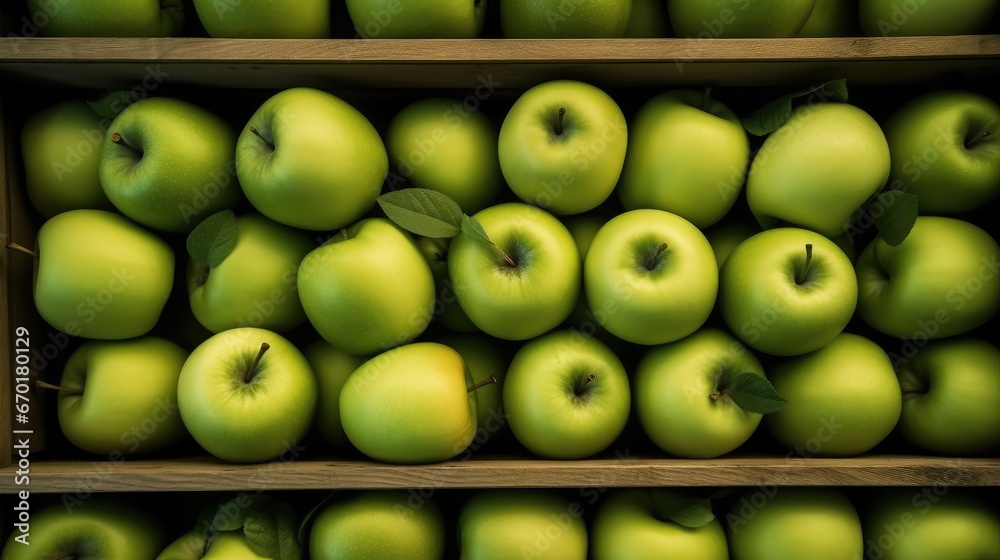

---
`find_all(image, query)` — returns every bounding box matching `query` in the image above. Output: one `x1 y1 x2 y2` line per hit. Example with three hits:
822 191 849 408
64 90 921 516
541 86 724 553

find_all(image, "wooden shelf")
0 36 997 89
2 456 997 493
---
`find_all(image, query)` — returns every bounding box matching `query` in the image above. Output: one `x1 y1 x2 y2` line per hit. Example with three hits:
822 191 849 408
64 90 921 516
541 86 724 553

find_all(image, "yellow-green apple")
177 327 317 463
417 236 478 332
24 0 184 36
100 97 242 233
592 489 728 560
387 97 501 213
2 497 164 560
896 339 1000 455
856 216 999 339
504 330 630 459
298 218 436 355
859 0 999 36
619 89 749 229
157 531 268 559
51 336 188 456
634 328 771 458
188 213 313 333
766 333 902 457
236 87 388 231
584 209 717 345
719 227 857 356
21 100 112 218
33 209 175 340
862 490 1000 560
192 0 332 37
498 80 627 215
726 488 862 560
435 333 509 448
624 0 669 36
347 0 486 37
305 340 366 449
339 342 477 463
883 90 1000 213
797 0 855 36
746 102 890 238
669 0 817 37
458 490 588 559
448 203 581 340
310 491 445 559
501 0 630 37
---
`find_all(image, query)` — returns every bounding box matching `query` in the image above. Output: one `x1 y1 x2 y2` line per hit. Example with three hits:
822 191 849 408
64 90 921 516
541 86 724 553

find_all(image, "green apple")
584 209 718 345
669 0 817 37
863 490 1000 560
177 327 317 463
24 0 184 36
192 0 332 37
501 0 630 37
896 339 1000 455
619 89 750 229
51 336 188 456
298 218 436 355
766 333 902 457
188 213 313 333
340 342 477 463
21 100 113 218
347 0 486 37
883 90 1000 213
592 489 728 560
458 490 588 559
236 87 387 231
305 339 366 449
100 97 242 233
387 97 501 213
498 80 627 215
2 498 163 559
856 216 999 339
719 227 857 356
624 0 669 36
33 209 175 340
435 333 509 447
726 488 862 559
634 328 768 459
310 491 446 559
797 0 856 36
417 236 478 332
448 202 581 340
746 102 891 239
157 530 268 560
860 0 999 36
504 329 630 459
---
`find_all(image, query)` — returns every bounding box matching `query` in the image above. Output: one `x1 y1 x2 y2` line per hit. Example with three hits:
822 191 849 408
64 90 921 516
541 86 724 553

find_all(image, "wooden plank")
0 456 996 493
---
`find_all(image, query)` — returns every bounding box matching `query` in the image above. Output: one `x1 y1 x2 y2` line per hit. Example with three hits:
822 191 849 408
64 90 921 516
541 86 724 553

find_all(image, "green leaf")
297 491 338 547
741 79 849 136
650 491 716 529
209 494 272 532
460 214 494 246
873 191 919 247
727 372 788 414
87 90 135 120
186 209 238 268
245 502 303 560
377 188 464 238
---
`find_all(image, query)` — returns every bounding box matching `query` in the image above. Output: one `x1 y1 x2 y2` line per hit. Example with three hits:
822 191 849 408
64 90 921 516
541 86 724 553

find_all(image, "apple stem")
6 242 38 258
576 373 597 394
467 375 498 393
110 132 124 144
245 342 270 384
555 107 566 135
796 244 814 284
644 243 669 270
967 128 993 148
35 380 80 394
710 390 723 401
341 228 350 241
249 126 275 150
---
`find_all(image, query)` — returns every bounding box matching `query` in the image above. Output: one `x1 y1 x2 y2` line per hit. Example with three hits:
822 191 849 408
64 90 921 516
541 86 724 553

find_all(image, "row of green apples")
16 0 999 38
17 79 998 464
4 486 999 559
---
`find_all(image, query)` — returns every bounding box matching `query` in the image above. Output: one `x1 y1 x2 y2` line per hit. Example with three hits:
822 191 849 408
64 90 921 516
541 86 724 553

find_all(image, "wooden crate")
1 33 999 493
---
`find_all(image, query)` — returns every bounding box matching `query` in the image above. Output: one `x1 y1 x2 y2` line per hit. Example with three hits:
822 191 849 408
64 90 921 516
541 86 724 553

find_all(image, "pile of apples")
15 0 999 38
5 485 999 558
18 73 1000 468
